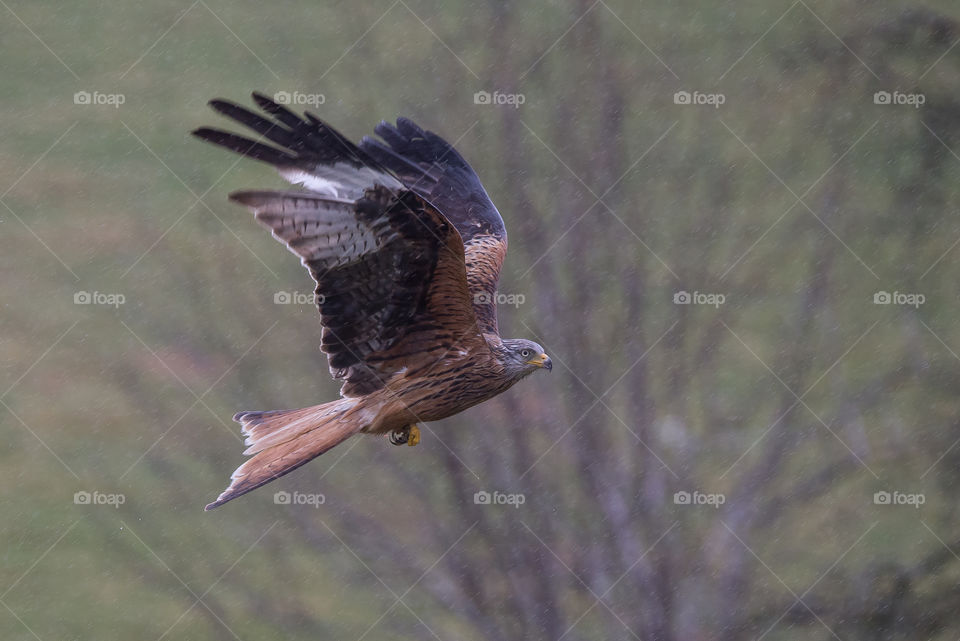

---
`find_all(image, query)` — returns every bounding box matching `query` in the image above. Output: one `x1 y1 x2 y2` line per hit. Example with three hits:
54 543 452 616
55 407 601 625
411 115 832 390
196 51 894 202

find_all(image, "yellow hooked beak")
526 352 553 371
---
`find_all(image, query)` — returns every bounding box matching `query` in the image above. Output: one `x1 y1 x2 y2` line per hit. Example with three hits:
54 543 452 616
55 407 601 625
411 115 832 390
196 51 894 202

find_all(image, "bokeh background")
4 1 960 639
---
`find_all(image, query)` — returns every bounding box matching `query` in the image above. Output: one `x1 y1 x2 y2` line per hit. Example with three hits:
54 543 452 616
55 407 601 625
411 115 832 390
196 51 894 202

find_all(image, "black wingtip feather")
208 98 236 111
208 99 301 150
396 117 425 138
192 127 297 166
251 90 273 105
250 92 304 129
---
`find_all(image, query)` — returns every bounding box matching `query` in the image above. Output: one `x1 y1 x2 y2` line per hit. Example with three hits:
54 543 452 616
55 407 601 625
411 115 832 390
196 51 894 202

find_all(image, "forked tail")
205 398 366 510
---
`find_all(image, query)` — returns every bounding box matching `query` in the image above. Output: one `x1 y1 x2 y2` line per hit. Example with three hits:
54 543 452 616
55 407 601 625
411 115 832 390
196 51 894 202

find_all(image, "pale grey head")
497 338 553 379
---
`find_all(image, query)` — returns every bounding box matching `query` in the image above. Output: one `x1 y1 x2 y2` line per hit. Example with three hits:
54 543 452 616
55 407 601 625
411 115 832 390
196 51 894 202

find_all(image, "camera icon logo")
74 91 92 105
474 91 492 105
874 91 892 105
274 291 292 304
673 491 691 505
274 491 292 505
74 490 91 504
873 291 891 305
873 491 891 505
74 291 92 304
674 91 691 105
474 292 491 305
473 490 491 505
274 91 292 104
673 291 691 305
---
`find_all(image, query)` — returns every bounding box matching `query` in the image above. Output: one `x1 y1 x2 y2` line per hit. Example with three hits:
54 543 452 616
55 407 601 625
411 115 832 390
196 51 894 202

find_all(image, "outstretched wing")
194 93 400 200
360 119 508 335
193 95 484 397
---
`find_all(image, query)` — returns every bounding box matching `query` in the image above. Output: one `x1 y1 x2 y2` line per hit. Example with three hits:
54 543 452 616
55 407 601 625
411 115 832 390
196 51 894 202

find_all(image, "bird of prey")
194 93 552 510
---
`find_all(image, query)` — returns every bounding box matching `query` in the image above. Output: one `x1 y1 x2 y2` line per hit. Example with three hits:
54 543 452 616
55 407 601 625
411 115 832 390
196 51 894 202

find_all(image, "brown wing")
360 119 508 335
232 187 484 397
192 95 485 397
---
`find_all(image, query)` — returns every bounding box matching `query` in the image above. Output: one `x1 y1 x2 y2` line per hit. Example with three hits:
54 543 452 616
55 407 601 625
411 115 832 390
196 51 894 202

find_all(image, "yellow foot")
407 424 421 447
389 424 422 446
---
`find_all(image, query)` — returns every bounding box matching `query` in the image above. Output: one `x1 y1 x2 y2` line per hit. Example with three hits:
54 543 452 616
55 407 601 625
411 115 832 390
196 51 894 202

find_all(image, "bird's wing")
193 94 485 397
359 119 508 335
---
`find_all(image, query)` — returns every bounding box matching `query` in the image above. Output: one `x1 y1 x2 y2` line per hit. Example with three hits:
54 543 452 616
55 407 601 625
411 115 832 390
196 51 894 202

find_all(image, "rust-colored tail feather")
205 398 365 510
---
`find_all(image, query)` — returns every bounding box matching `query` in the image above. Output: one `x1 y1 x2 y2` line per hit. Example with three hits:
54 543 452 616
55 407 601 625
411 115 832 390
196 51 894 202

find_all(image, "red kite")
194 94 551 510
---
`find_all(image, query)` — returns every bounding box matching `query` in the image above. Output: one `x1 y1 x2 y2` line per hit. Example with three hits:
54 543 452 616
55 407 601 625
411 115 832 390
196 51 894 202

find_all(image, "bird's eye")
520 349 531 358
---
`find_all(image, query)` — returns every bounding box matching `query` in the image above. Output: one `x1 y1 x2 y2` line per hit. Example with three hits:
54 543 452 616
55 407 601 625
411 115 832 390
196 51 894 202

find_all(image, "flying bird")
194 93 552 510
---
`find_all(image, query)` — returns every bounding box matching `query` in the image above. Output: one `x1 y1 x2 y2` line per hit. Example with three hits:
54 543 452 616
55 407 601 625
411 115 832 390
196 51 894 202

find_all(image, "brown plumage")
194 93 552 510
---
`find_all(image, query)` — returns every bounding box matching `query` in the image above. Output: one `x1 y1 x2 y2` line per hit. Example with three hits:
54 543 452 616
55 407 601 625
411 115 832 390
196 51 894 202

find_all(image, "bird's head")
499 339 553 378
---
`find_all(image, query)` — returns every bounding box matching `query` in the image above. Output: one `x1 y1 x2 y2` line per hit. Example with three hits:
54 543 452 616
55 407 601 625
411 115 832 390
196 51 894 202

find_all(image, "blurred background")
3 1 960 639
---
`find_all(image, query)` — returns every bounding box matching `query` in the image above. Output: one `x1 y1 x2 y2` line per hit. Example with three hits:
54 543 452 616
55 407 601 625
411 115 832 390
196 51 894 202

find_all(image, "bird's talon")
389 424 420 446
389 427 409 445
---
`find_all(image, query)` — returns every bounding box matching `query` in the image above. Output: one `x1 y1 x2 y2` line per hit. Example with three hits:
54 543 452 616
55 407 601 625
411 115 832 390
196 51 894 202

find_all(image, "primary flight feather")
193 93 551 510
